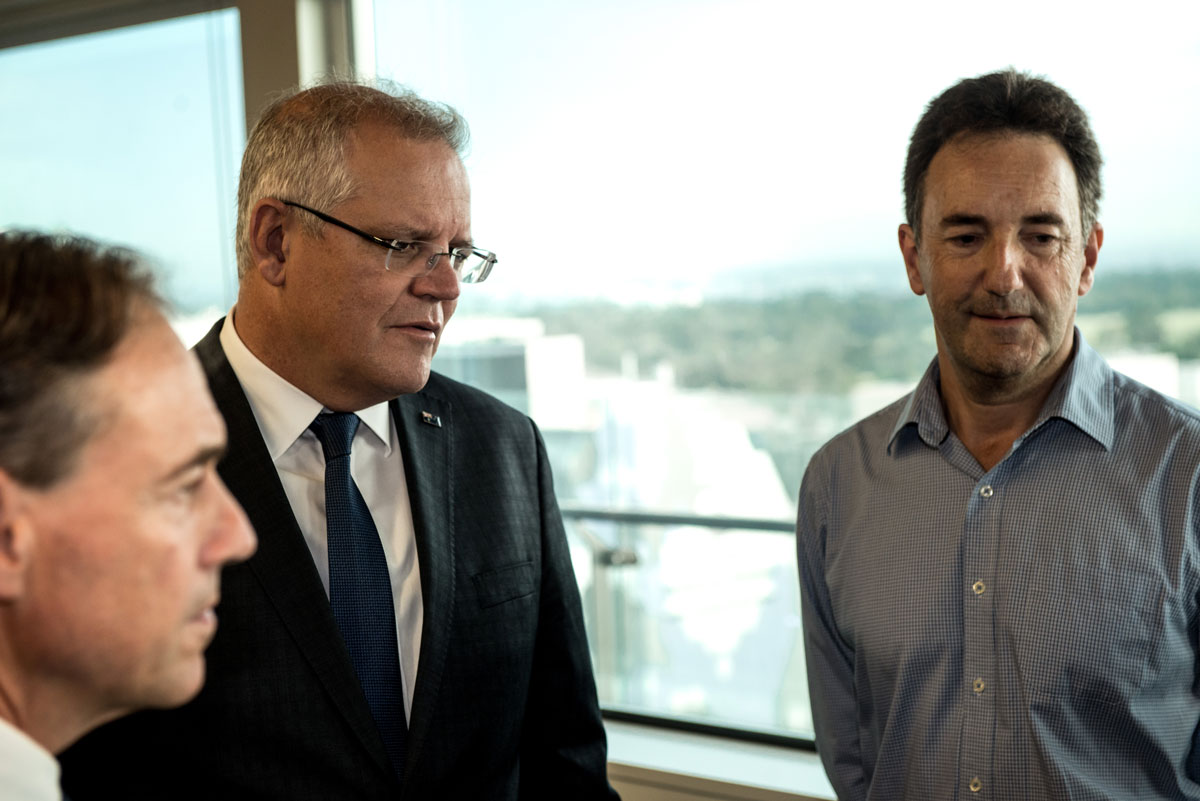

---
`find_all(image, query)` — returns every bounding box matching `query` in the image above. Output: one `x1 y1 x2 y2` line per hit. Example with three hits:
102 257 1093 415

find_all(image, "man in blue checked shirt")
797 68 1200 800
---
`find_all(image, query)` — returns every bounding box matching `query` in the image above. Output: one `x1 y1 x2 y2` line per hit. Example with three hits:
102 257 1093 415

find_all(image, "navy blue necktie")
309 412 407 781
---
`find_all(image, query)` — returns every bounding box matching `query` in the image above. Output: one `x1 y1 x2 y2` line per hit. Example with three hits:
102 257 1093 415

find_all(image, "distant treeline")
1084 268 1200 312
530 268 1200 393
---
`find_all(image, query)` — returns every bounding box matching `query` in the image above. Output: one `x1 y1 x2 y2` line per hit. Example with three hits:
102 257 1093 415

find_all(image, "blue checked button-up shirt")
797 331 1200 800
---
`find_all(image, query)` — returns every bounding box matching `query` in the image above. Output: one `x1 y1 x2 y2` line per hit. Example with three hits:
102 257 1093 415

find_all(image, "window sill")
606 720 835 800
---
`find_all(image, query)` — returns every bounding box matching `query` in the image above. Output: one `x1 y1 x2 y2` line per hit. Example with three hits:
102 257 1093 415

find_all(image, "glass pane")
0 9 246 342
566 516 809 739
372 0 1200 739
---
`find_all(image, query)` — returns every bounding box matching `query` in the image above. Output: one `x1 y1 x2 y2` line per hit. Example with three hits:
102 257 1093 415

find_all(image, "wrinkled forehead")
344 121 467 181
942 129 1068 162
923 132 1080 218
342 123 472 231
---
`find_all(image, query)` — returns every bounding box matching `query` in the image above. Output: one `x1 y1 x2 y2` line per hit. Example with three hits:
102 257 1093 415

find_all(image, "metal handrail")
559 504 794 533
558 503 815 751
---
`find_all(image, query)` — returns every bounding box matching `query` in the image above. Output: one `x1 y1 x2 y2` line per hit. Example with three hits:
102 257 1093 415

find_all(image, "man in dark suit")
61 81 617 800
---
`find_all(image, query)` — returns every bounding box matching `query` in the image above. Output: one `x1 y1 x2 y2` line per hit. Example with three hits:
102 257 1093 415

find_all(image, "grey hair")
235 80 470 278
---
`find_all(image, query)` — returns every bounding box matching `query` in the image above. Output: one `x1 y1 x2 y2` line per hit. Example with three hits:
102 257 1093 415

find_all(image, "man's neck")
937 355 1067 472
0 665 114 755
0 678 59 754
230 299 383 413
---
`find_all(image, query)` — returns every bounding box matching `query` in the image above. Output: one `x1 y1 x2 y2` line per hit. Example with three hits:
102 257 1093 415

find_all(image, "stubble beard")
948 309 1074 403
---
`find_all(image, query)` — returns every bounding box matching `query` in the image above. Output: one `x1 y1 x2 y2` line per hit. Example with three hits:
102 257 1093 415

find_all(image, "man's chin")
953 338 1045 380
109 659 207 720
355 352 434 400
150 662 207 709
383 367 433 398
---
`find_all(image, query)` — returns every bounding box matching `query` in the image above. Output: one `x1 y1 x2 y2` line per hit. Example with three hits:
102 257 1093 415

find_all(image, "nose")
203 476 257 567
982 236 1024 296
411 251 461 302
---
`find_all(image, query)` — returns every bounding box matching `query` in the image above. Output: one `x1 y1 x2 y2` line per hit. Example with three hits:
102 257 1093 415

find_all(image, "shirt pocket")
472 561 537 609
1008 555 1167 707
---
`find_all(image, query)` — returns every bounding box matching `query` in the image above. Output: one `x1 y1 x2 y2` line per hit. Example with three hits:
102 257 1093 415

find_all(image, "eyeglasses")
281 200 497 284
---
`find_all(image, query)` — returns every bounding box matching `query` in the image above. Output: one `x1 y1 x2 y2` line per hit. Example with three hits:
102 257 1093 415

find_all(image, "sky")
0 10 244 311
375 0 1200 303
1 0 1198 311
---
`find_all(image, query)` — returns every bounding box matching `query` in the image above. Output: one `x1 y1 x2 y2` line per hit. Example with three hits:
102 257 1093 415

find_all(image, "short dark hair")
904 68 1103 240
0 231 160 488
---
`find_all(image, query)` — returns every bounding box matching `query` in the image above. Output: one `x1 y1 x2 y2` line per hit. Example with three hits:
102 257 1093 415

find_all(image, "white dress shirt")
0 718 60 801
219 311 423 716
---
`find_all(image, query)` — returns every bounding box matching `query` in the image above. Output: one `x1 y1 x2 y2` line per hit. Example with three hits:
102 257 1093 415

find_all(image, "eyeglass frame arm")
280 200 497 271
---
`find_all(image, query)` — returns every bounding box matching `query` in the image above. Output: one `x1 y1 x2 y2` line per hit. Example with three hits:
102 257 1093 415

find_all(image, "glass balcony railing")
561 506 814 748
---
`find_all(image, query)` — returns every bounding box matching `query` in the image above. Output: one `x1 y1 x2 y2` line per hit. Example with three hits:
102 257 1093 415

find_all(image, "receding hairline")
62 303 180 469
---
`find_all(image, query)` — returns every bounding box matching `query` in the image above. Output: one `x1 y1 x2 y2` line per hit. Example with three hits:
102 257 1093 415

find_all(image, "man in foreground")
798 69 1200 799
63 81 616 799
0 232 256 799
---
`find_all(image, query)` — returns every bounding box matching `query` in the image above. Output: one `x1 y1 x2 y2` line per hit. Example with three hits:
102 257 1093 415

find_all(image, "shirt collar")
1032 329 1115 450
0 717 60 801
219 310 394 459
889 357 948 451
889 327 1115 454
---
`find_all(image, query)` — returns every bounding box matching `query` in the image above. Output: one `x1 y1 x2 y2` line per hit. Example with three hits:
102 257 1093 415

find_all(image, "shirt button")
969 777 983 793
980 485 994 498
972 580 986 595
973 678 985 693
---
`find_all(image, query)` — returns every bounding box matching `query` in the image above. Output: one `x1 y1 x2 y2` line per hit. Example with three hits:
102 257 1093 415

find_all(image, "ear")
0 471 35 602
247 199 290 288
1077 222 1103 297
899 224 926 296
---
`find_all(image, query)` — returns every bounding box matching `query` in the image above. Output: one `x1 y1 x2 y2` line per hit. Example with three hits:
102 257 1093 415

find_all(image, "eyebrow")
937 211 1068 229
368 213 473 245
378 223 474 250
937 214 987 229
381 223 428 241
160 444 226 484
1022 212 1066 226
366 215 433 241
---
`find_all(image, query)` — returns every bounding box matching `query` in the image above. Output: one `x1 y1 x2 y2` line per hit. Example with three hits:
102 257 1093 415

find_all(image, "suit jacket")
61 320 618 800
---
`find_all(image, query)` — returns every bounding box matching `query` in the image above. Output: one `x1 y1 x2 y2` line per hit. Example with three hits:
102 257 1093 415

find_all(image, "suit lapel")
391 389 455 781
194 322 394 779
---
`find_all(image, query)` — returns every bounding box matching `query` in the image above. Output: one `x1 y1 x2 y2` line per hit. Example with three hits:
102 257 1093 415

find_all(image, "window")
0 8 245 340
370 0 1200 741
5 0 1197 749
